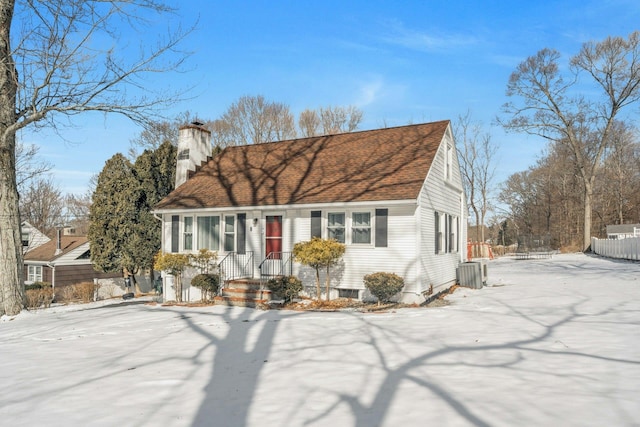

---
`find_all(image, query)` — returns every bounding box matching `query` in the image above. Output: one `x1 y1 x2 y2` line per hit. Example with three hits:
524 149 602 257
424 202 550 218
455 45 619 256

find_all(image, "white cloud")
379 19 479 52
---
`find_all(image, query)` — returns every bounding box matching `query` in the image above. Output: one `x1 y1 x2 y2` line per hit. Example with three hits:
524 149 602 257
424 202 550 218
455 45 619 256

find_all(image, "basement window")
338 288 359 299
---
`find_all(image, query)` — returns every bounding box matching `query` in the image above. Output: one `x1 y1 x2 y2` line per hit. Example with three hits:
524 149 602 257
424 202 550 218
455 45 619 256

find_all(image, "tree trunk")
583 180 593 252
0 0 23 316
315 267 321 300
325 266 330 302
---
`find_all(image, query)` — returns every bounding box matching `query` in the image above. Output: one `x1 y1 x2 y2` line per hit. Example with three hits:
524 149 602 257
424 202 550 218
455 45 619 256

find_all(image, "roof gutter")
152 198 418 215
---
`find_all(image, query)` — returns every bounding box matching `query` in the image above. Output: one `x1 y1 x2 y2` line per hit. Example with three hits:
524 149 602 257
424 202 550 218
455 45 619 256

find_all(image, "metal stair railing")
218 251 254 293
258 252 293 285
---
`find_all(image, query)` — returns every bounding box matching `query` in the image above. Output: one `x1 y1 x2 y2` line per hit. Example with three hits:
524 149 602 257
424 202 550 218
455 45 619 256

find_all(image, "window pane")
328 227 345 243
328 213 345 243
352 228 370 244
183 217 193 251
197 216 220 250
352 212 371 244
328 213 345 227
224 216 235 252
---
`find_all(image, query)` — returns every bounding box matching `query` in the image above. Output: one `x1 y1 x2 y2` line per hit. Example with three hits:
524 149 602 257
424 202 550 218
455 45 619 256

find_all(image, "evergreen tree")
89 143 176 286
89 154 140 274
130 141 176 273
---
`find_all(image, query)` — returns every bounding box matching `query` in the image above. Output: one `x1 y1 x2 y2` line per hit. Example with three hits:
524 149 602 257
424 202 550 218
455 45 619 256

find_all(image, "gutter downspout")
46 262 55 299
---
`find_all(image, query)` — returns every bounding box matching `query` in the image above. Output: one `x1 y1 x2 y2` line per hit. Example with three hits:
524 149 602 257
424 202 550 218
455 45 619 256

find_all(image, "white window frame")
183 216 193 251
327 212 346 243
197 215 221 251
224 215 235 252
436 211 459 254
28 265 42 282
351 211 372 245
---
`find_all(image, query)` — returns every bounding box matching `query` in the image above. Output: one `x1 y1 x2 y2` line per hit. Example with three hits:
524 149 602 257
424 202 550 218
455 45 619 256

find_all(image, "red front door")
265 215 283 259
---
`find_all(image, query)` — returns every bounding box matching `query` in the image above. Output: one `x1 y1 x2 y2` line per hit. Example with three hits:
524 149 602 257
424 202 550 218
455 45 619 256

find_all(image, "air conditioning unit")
457 262 483 289
474 259 488 284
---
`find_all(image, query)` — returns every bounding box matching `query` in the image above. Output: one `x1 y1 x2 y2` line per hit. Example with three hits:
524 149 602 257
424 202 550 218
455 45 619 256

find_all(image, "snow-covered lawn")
1 253 639 427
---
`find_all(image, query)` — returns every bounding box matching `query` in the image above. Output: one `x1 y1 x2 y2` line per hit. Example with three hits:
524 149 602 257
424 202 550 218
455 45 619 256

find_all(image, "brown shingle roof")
155 120 449 210
23 236 88 262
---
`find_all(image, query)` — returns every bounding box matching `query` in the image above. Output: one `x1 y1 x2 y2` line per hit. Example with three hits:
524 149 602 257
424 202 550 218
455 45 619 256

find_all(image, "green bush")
190 273 220 302
25 281 51 291
363 272 405 305
267 275 303 303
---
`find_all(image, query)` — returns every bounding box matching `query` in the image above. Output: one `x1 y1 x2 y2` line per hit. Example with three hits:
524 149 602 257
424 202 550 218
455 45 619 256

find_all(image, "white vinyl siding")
419 130 466 294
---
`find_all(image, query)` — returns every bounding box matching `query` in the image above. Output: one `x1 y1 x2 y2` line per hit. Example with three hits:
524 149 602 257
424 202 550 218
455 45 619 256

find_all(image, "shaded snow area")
1 253 639 427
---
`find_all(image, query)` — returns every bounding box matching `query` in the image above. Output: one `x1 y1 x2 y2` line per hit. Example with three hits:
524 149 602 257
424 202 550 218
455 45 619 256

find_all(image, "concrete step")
224 278 264 291
221 288 272 299
215 280 272 308
214 295 268 308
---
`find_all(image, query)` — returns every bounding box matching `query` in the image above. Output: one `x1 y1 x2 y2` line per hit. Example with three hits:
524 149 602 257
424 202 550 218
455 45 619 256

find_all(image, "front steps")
214 278 272 308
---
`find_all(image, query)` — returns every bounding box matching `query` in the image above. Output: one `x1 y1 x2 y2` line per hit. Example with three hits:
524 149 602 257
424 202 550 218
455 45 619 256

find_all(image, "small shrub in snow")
56 282 96 303
25 285 53 309
190 273 220 302
267 276 303 303
363 272 405 305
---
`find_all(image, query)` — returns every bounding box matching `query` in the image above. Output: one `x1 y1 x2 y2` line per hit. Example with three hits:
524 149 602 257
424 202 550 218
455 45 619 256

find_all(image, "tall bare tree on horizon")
500 31 640 251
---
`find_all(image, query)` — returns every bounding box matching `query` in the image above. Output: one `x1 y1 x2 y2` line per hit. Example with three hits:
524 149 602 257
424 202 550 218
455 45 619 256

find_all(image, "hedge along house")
154 120 467 304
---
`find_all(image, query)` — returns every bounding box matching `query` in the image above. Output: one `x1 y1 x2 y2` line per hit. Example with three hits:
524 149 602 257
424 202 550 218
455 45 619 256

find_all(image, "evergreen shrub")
363 272 405 305
267 276 303 303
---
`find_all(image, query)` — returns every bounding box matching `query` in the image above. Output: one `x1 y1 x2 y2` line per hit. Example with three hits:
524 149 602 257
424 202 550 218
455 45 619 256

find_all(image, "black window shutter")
237 213 246 254
434 211 440 254
171 215 179 253
311 211 322 238
375 209 388 247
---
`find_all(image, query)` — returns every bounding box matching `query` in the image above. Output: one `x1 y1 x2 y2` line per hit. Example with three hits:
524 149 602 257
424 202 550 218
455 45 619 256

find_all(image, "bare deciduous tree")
0 0 192 315
298 105 363 137
16 141 52 191
210 95 296 147
454 111 497 243
18 176 64 237
127 111 195 159
500 31 640 251
64 192 92 235
298 109 321 137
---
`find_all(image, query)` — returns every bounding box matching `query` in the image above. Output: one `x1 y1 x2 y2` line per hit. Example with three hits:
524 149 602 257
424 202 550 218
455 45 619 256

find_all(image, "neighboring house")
23 230 120 290
21 221 51 254
606 224 640 239
154 120 467 303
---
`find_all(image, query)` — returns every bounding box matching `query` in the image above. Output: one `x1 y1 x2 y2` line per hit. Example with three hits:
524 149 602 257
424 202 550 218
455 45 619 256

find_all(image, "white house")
21 221 51 254
606 224 640 239
154 120 467 304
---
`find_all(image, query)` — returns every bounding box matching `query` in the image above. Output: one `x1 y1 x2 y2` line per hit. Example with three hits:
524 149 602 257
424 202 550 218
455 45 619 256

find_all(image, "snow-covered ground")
1 253 639 427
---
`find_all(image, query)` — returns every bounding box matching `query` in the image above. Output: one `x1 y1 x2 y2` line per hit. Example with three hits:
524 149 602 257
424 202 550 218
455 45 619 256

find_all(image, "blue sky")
19 0 640 196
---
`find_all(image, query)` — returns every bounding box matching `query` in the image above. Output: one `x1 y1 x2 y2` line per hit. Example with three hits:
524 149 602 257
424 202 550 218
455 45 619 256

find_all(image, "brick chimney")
175 122 212 188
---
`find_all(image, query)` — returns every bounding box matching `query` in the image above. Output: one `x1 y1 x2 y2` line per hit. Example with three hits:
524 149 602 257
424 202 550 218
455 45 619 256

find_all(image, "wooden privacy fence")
591 237 640 261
